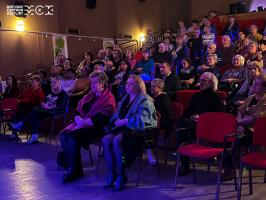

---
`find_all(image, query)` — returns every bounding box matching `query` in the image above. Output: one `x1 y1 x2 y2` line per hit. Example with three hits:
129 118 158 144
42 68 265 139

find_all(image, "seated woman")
11 77 68 144
198 54 221 80
76 51 94 74
102 75 157 191
125 49 136 70
17 75 45 113
68 66 90 107
227 61 263 111
111 60 131 101
3 75 19 99
245 41 263 64
62 68 77 93
220 54 246 91
237 74 266 145
179 57 196 89
59 72 116 183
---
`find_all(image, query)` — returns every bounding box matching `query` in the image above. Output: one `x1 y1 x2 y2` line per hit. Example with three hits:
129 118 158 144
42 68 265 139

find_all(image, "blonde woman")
102 75 157 191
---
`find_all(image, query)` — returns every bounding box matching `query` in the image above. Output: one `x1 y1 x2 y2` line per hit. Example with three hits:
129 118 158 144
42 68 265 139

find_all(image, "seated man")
159 61 181 101
11 77 68 144
177 72 225 176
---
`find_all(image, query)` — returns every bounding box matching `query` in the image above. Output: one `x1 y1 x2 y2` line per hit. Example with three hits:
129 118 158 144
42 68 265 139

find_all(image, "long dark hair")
6 75 18 88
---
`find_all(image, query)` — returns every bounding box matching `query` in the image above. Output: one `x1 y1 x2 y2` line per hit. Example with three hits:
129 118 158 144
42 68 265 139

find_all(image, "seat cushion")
177 144 224 159
241 152 266 169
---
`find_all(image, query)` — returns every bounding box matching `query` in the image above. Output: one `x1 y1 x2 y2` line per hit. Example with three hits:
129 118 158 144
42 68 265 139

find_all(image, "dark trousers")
22 108 52 134
59 127 99 173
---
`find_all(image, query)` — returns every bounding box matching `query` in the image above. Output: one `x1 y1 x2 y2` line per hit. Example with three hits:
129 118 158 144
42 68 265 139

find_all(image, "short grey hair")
249 41 258 49
151 78 165 90
232 54 245 67
201 72 219 91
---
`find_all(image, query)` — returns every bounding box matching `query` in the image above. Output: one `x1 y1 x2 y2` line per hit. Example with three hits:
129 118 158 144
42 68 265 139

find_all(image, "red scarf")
77 88 116 119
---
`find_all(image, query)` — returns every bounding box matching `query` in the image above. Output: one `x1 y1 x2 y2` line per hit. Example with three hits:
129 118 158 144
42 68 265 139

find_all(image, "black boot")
63 168 83 183
112 176 127 191
103 173 118 189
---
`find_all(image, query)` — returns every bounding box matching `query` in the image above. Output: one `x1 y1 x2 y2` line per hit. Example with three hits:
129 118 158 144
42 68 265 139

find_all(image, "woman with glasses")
102 75 157 191
59 72 116 183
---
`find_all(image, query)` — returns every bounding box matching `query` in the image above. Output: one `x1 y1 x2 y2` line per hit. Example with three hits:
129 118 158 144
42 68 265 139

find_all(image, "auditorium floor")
0 133 265 200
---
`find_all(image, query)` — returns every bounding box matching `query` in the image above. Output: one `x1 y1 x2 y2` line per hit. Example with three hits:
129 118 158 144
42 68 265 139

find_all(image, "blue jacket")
111 94 157 130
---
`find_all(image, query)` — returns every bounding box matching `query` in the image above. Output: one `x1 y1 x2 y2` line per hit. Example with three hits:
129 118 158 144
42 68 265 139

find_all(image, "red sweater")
19 87 45 107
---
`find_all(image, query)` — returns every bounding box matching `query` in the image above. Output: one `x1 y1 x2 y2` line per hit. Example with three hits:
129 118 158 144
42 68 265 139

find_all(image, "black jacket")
160 72 181 101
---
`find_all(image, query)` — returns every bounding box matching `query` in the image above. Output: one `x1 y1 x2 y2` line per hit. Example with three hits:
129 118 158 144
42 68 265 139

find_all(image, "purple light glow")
249 0 266 11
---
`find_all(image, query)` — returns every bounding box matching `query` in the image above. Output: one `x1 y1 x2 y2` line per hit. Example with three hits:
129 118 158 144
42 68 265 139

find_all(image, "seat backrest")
170 102 183 121
196 112 237 143
216 91 227 101
176 90 227 110
1 98 18 111
253 117 266 147
175 90 199 111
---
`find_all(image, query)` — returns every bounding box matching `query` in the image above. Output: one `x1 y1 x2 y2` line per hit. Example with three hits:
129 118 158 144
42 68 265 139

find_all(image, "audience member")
3 75 19 98
135 49 155 81
179 57 196 89
102 75 157 191
222 16 239 42
233 31 249 57
59 72 116 183
159 61 181 100
77 52 94 74
247 24 263 42
11 77 68 144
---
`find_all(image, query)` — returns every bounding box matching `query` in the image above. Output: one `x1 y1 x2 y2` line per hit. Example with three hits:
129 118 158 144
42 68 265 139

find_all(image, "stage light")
16 20 25 32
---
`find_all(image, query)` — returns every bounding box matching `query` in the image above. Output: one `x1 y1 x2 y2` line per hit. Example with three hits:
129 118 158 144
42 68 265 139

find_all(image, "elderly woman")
198 54 221 80
59 72 116 183
102 75 157 191
177 72 226 176
245 41 263 64
151 78 173 138
237 74 266 145
220 55 246 91
228 61 263 107
11 77 68 143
